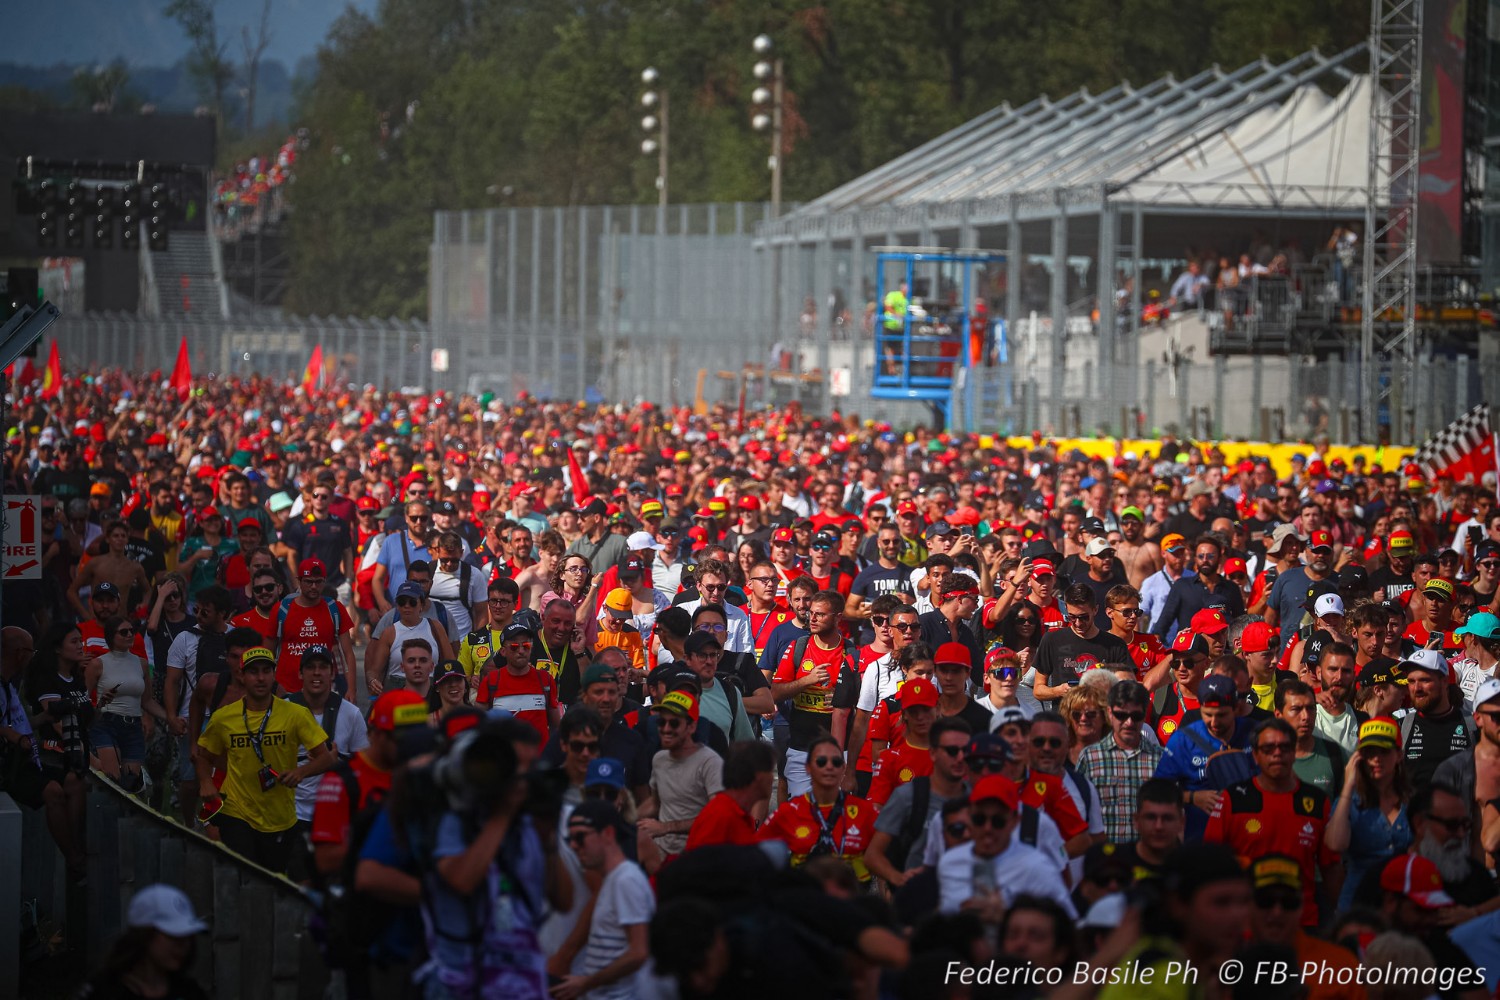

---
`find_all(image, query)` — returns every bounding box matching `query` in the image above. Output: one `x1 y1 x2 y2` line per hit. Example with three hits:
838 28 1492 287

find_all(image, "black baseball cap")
684 631 722 655
501 621 535 642
299 645 334 670
93 582 120 599
433 500 458 516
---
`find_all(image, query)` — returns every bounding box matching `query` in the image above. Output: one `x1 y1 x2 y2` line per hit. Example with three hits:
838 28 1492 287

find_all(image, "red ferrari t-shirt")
1205 778 1335 925
1018 767 1089 841
748 609 791 662
868 738 932 806
310 752 393 845
475 666 559 743
685 791 761 851
1124 631 1166 677
759 792 877 880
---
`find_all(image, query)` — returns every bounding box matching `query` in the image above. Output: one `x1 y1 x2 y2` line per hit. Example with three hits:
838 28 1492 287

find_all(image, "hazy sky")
3 0 379 70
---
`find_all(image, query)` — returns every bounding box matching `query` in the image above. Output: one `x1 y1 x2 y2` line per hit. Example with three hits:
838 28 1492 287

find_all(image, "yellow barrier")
996 438 1416 480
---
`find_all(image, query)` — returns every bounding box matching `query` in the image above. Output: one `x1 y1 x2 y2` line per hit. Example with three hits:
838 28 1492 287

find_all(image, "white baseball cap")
1474 676 1500 710
626 530 664 552
127 884 208 937
1400 647 1453 682
1314 594 1346 619
1085 537 1114 558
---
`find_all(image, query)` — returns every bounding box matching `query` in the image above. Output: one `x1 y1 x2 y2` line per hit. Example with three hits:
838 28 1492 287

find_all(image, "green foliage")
283 0 1369 318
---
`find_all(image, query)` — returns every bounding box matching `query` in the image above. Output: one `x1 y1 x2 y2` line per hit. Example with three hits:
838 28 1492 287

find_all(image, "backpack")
1180 725 1258 790
286 692 345 753
788 634 860 686
886 775 930 871
183 626 234 715
309 763 398 975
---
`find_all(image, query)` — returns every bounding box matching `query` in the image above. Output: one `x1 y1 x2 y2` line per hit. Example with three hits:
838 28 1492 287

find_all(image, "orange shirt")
868 738 931 806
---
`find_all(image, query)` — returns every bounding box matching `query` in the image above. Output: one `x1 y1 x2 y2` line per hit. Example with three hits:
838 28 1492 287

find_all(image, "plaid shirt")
1076 732 1164 843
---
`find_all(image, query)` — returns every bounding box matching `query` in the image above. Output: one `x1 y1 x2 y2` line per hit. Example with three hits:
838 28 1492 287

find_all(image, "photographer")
363 717 572 999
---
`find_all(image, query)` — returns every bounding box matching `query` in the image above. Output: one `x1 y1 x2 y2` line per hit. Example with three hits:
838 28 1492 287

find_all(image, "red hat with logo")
1380 854 1454 909
737 495 761 511
368 690 430 732
899 676 940 708
1307 529 1334 551
1190 607 1229 636
298 558 327 579
664 484 684 498
1030 558 1055 577
895 499 920 516
356 495 380 511
770 526 795 543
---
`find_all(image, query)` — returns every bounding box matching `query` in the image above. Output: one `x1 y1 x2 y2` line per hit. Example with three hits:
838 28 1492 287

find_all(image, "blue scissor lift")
871 248 1004 429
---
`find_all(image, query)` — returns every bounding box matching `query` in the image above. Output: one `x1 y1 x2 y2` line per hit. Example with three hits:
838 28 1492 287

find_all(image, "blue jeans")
91 712 146 765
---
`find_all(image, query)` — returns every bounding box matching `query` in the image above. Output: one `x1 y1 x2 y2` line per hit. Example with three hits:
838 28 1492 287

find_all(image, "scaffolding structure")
1361 0 1424 442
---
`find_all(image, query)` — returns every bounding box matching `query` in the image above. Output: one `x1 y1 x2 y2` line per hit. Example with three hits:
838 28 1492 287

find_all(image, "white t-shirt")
920 799 1067 872
293 697 370 822
581 861 656 1000
430 564 488 637
856 652 904 713
1061 770 1106 885
909 567 981 616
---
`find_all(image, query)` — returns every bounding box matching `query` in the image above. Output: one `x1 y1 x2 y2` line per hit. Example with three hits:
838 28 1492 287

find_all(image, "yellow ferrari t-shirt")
199 698 327 833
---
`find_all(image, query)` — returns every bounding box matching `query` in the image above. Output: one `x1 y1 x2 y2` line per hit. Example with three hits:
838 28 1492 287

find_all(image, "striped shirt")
581 860 655 999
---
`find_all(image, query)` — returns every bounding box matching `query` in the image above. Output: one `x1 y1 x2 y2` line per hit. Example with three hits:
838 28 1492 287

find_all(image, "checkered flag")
1412 403 1496 485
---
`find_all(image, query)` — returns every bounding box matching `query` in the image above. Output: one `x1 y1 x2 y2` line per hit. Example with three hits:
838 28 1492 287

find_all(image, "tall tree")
240 0 274 133
164 0 235 118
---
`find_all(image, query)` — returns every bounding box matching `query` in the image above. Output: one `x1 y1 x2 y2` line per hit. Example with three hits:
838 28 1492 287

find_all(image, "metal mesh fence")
39 198 1497 447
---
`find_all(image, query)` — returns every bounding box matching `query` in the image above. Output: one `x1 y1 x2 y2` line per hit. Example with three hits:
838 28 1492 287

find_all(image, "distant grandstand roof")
769 45 1371 239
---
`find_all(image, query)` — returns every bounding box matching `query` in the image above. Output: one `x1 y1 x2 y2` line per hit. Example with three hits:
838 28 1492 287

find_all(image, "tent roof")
774 45 1370 237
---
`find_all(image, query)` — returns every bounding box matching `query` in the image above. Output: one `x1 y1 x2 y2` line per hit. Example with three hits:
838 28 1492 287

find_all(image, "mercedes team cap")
126 884 208 937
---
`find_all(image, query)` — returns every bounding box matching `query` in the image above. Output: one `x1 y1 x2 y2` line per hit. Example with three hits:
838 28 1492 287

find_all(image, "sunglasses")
1070 710 1101 722
811 543 833 551
115 627 135 637
700 583 728 593
657 716 685 730
253 584 279 594
1428 814 1472 833
569 740 601 755
748 576 776 585
1030 736 1063 750
1255 741 1294 756
990 667 1019 681
312 492 332 500
358 509 378 517
1111 709 1145 724
1015 617 1037 626
396 597 421 607
935 745 966 758
891 622 918 632
1254 892 1301 912
969 757 1007 774
969 811 1009 829
407 515 431 522
565 830 594 848
812 755 843 768
945 822 970 838
1113 607 1142 618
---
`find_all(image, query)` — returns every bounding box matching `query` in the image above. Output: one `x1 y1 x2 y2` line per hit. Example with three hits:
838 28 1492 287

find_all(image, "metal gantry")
1361 0 1423 443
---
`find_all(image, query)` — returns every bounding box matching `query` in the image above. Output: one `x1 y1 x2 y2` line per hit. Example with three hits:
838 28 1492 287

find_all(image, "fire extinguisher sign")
3 496 42 580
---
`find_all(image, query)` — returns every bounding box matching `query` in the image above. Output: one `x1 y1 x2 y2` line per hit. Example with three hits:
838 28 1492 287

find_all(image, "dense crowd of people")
211 132 304 235
4 366 1499 999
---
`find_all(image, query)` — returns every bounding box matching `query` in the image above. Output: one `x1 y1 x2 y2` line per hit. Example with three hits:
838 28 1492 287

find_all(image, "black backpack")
886 776 930 872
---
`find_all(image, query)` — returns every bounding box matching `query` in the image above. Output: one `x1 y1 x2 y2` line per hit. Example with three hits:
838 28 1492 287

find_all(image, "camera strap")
242 700 272 766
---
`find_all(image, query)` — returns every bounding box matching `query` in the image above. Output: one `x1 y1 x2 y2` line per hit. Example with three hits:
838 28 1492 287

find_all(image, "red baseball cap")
664 484 684 498
236 517 263 533
1223 557 1248 577
1380 854 1454 909
356 495 380 511
935 642 972 668
896 499 920 516
1308 530 1334 551
299 558 327 578
694 506 715 519
509 482 536 501
1190 607 1229 636
770 526 795 543
198 505 222 519
1239 621 1274 654
368 690 429 732
737 495 760 511
1030 558 1055 577
969 774 1020 810
899 676 940 708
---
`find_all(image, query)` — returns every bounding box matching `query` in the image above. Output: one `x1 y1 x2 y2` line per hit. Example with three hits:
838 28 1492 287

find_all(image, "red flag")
735 376 747 434
40 341 61 399
169 337 192 401
566 443 590 506
302 345 324 393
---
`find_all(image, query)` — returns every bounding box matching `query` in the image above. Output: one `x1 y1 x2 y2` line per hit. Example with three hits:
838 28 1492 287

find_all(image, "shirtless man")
69 519 151 619
515 529 563 611
1115 506 1163 589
